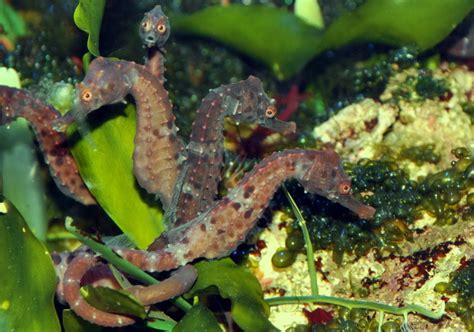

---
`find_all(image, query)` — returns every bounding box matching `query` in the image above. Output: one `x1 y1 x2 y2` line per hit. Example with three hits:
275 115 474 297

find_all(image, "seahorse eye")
142 20 151 31
265 105 277 118
157 23 167 33
339 183 351 195
81 89 93 102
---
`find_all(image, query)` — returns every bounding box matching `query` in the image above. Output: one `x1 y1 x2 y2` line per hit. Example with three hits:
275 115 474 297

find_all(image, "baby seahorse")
162 76 296 233
139 5 170 82
0 86 95 205
57 57 182 208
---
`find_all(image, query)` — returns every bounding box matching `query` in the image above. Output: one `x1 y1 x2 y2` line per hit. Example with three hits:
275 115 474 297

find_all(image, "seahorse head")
230 76 296 135
74 57 131 116
300 150 376 219
139 5 170 48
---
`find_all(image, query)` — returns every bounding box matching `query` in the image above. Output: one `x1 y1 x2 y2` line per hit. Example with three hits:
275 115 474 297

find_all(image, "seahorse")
162 76 296 233
0 86 96 205
62 149 374 326
139 5 170 82
62 252 197 327
117 149 376 271
56 57 182 208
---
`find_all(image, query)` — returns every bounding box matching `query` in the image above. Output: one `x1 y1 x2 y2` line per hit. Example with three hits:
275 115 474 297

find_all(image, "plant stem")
65 218 192 312
283 186 319 296
265 295 445 321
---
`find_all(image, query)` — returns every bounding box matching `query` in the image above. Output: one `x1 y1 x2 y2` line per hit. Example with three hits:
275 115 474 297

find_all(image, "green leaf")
172 5 323 80
73 0 106 56
62 309 103 332
172 1 474 79
187 259 277 332
69 104 164 249
0 0 28 44
81 285 147 319
173 304 221 332
318 0 474 52
0 68 47 241
0 199 60 332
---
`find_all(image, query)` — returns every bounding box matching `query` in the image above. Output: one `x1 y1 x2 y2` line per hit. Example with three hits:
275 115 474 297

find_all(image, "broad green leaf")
0 68 47 241
318 0 474 52
0 0 27 44
62 309 102 332
172 5 323 80
172 1 474 79
73 0 106 56
81 285 146 319
187 258 277 332
0 199 60 332
173 304 221 332
69 104 164 249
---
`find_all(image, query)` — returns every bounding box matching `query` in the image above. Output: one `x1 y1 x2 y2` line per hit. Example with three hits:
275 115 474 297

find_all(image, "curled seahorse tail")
113 247 180 273
128 264 197 305
0 86 96 205
63 253 136 327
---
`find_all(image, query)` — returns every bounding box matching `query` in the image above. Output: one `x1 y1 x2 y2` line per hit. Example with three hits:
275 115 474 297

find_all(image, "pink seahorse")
163 76 296 232
62 149 375 326
62 252 197 327
0 86 95 205
57 57 182 208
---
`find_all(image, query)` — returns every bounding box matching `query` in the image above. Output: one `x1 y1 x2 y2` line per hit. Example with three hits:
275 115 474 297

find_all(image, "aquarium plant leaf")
62 309 102 332
0 199 60 331
318 0 474 52
73 0 106 56
69 104 164 249
187 258 277 332
172 5 323 80
172 1 473 80
81 285 147 319
0 0 27 46
173 304 221 332
0 68 48 241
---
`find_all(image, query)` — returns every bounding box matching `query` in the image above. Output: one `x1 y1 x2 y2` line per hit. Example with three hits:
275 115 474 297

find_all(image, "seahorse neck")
124 62 180 208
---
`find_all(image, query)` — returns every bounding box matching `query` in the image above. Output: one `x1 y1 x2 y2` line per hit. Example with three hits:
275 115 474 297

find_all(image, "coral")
313 63 474 174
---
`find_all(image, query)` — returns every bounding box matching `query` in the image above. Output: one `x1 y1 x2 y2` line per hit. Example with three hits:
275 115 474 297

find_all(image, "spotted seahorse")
62 149 375 326
62 252 197 327
121 149 376 272
162 76 296 233
56 57 182 208
0 86 95 205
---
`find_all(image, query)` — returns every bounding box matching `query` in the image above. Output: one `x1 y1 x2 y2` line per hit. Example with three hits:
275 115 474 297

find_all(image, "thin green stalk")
283 186 318 296
265 295 445 321
65 218 192 312
378 311 384 332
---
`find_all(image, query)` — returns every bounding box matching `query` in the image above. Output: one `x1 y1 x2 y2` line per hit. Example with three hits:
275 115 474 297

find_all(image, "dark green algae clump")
270 146 473 269
435 260 474 330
